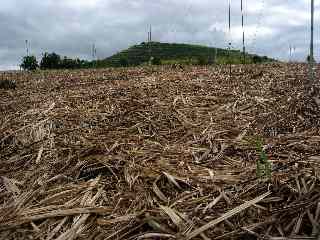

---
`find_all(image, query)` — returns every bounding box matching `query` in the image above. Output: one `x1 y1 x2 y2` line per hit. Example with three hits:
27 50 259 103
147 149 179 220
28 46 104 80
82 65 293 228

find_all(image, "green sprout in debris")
255 137 272 180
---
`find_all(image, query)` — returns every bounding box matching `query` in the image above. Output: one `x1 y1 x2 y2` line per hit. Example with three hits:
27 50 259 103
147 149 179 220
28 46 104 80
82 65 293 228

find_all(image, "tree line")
20 53 96 71
20 53 164 71
20 49 275 71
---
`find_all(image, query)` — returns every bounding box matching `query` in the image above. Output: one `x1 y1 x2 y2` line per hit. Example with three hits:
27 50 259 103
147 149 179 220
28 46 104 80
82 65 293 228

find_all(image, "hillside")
98 42 274 67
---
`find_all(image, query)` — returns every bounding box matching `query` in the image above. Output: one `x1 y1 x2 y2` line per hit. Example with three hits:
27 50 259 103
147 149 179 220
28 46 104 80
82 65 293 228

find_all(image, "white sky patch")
266 5 309 26
245 0 264 14
209 22 227 33
63 0 101 9
232 25 275 42
209 23 275 43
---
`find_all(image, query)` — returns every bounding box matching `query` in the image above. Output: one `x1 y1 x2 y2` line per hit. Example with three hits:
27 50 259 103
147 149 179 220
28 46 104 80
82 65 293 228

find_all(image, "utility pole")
92 44 95 60
147 26 152 43
289 45 292 63
25 40 29 56
214 48 217 64
241 0 245 64
95 46 97 67
308 0 315 84
149 25 152 43
228 0 232 76
92 44 97 68
148 25 152 64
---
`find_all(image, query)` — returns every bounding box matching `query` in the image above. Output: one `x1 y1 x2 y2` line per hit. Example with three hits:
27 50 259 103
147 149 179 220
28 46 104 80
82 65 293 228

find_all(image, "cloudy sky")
0 0 319 69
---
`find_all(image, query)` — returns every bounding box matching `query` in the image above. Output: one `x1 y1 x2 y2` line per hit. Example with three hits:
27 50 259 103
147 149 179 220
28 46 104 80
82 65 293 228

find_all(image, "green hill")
96 42 274 67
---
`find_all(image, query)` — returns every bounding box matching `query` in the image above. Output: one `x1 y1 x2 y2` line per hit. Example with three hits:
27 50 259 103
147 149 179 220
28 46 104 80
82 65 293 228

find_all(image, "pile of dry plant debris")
0 64 320 240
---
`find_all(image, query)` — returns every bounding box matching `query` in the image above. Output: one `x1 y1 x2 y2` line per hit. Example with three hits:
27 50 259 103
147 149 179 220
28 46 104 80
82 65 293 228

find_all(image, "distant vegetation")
98 42 275 67
20 42 275 70
39 52 93 69
20 56 38 71
20 52 94 71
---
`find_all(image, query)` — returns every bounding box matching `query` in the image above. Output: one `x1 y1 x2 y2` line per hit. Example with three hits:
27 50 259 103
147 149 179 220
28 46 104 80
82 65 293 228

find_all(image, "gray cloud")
0 0 317 69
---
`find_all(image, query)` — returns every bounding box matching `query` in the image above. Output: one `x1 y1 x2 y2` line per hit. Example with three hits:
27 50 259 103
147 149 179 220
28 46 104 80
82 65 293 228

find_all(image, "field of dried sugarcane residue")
0 64 320 240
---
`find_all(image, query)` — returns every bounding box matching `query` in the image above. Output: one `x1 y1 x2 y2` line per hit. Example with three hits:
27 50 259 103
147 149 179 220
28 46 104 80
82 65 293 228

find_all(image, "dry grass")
0 64 320 239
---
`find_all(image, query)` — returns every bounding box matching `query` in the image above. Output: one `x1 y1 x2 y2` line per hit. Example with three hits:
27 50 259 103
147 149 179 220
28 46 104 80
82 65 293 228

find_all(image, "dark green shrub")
79 59 91 68
152 57 161 65
207 55 215 65
40 52 61 69
197 56 208 65
252 55 263 64
20 55 38 71
306 55 315 63
60 56 82 69
119 57 129 67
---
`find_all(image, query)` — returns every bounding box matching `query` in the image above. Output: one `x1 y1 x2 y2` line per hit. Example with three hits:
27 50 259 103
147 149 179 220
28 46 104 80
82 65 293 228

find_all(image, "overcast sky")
0 0 319 69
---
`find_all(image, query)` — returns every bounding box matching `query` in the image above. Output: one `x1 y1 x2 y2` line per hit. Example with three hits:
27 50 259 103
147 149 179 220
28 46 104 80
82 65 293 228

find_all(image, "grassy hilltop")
96 42 275 67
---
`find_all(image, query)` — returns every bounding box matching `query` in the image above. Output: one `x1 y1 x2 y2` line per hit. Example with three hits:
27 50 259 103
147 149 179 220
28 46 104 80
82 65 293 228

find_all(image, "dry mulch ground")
0 64 320 239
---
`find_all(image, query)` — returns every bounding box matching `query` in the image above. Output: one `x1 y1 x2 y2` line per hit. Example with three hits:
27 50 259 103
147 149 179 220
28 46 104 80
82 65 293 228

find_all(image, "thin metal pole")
228 0 232 76
289 45 292 63
241 0 245 64
92 44 96 68
228 0 231 38
92 44 94 60
150 25 152 43
309 0 315 84
94 47 97 67
25 40 29 56
149 25 152 63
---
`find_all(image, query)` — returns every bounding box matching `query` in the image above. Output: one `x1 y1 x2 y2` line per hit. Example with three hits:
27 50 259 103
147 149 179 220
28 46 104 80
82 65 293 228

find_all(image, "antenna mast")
92 43 97 68
241 0 245 64
228 0 232 76
289 45 292 63
92 44 95 60
308 0 315 84
150 25 152 43
148 25 152 64
25 40 29 56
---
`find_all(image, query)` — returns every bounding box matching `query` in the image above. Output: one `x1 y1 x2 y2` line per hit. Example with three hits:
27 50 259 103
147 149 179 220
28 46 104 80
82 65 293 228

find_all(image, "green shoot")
255 137 272 180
